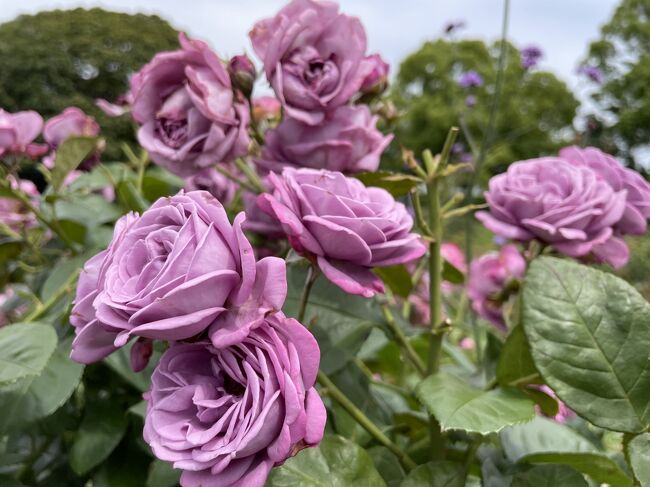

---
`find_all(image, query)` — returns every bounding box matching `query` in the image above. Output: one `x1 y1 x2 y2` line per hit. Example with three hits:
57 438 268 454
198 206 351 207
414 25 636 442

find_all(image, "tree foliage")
0 8 179 159
584 0 650 167
390 39 579 179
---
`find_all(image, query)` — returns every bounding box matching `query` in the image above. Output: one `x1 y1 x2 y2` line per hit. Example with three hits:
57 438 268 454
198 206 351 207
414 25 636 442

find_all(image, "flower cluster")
476 146 650 269
71 192 325 486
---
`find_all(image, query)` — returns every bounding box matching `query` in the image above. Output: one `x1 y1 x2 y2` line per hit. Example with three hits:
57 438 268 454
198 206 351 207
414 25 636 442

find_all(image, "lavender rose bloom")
250 0 373 125
184 167 237 207
257 168 426 297
476 158 629 269
559 146 650 236
0 110 47 159
143 314 326 487
131 33 250 177
467 244 526 329
256 105 392 174
70 191 286 364
44 107 100 147
0 177 39 232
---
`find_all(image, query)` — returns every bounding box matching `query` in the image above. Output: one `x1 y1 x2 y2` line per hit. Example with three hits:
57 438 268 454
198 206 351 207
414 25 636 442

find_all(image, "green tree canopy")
390 39 579 180
0 8 180 159
584 0 650 168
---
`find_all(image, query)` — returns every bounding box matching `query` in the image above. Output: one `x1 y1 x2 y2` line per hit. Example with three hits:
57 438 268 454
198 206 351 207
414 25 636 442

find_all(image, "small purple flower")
458 70 483 88
467 244 526 329
143 313 326 487
521 45 543 70
44 107 101 170
465 95 477 107
0 176 39 233
578 65 604 84
476 157 629 268
257 168 426 297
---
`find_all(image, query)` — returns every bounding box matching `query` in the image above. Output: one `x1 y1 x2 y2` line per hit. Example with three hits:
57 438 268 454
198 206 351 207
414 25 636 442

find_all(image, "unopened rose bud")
228 54 256 97
360 54 390 95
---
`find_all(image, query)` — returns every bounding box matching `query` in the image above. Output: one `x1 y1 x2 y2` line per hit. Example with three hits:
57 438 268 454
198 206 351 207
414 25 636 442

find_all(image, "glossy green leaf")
442 259 464 285
70 400 128 475
0 322 57 384
285 264 382 374
415 372 535 434
399 461 463 487
374 265 413 298
629 433 650 486
146 459 181 487
510 465 587 486
267 435 386 486
496 325 539 387
367 447 405 487
500 416 597 462
355 171 421 197
57 218 87 244
521 452 632 486
522 257 650 432
52 136 99 190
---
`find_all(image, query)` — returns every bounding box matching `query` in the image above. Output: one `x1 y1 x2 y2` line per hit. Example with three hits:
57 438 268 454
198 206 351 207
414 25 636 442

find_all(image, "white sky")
0 0 619 98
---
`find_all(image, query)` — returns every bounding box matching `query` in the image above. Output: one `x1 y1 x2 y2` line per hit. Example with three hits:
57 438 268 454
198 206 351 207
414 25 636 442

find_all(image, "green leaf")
524 388 559 417
285 264 382 374
442 259 464 285
104 341 157 392
500 416 597 462
128 400 147 419
70 400 128 475
367 447 405 487
141 167 184 202
510 464 587 486
415 372 535 434
40 253 90 301
0 322 57 384
399 461 464 487
522 256 650 432
267 435 386 486
116 179 148 213
520 452 633 486
52 136 99 190
374 265 413 298
0 240 23 265
57 218 87 244
496 325 539 387
146 460 181 487
355 171 421 197
629 433 650 486
0 337 83 432
0 475 26 486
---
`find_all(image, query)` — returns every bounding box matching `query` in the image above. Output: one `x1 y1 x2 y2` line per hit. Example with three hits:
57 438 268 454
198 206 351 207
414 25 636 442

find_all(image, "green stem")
24 269 80 322
382 305 426 376
234 158 267 194
317 370 417 471
215 165 257 193
297 265 320 324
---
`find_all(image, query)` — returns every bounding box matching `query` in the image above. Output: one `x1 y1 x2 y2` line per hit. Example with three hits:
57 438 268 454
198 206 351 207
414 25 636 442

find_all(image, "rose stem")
297 264 417 472
424 127 458 460
234 158 267 194
381 305 426 376
23 268 81 322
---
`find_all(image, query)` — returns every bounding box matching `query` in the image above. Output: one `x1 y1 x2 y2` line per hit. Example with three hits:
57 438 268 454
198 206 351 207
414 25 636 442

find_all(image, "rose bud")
359 54 390 95
228 54 257 98
0 109 48 159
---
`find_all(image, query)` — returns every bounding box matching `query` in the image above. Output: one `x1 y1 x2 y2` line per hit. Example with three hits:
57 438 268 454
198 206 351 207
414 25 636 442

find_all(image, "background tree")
583 0 650 169
0 8 179 159
390 39 579 181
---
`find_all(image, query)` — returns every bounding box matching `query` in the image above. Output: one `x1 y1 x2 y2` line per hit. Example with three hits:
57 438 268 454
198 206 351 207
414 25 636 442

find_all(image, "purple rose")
131 33 250 177
143 314 326 487
44 107 99 147
467 244 526 329
250 0 373 125
476 158 629 269
559 146 650 236
0 110 48 159
0 176 39 232
242 188 285 238
228 54 257 97
256 105 392 174
458 70 483 88
70 191 286 364
184 167 237 207
360 54 390 94
257 168 426 297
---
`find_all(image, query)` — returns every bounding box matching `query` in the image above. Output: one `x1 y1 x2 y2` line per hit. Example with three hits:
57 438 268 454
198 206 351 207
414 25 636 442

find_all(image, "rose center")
222 374 245 397
155 117 188 149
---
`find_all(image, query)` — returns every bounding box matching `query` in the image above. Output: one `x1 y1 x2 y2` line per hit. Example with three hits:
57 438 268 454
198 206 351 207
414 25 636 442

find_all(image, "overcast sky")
1 0 619 97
